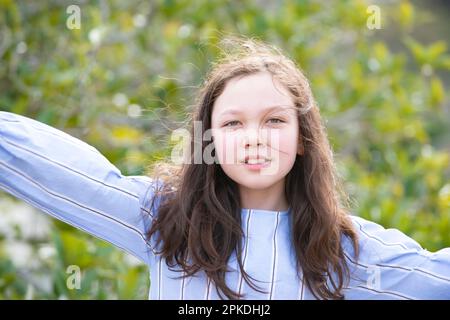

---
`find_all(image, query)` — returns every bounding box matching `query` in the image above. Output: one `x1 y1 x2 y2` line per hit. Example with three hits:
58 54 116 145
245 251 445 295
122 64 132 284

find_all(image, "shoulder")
348 215 425 251
343 214 431 264
127 176 168 219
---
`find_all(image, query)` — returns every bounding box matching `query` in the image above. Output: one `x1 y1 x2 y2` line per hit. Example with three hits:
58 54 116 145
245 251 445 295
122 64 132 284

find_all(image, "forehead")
212 72 295 117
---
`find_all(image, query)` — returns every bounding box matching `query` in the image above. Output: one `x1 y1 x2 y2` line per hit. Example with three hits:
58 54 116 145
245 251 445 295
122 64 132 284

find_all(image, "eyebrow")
218 105 296 117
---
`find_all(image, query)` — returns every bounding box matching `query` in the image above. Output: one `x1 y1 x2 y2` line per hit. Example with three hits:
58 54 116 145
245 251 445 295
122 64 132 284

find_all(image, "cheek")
279 129 299 155
213 131 241 164
275 126 299 172
269 126 299 159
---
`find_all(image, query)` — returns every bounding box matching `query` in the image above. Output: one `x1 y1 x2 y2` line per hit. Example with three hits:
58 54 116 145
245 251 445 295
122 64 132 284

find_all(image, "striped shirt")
0 111 449 300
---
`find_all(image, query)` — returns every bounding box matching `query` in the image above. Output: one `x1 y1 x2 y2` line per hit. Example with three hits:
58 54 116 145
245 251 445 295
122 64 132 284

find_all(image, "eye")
223 120 240 127
267 118 284 124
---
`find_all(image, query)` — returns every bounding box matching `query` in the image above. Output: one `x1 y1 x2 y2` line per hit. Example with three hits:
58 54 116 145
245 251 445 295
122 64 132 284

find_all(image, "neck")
239 178 289 212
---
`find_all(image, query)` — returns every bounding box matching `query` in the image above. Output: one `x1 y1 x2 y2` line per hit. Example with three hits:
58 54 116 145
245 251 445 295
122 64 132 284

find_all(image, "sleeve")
342 215 450 299
0 111 161 266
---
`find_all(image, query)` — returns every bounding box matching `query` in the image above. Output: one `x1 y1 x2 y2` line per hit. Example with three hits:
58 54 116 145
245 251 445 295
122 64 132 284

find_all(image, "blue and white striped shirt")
0 111 449 299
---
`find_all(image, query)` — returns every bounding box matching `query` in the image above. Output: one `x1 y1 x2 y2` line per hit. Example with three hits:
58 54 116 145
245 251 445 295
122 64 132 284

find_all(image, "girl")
0 37 449 300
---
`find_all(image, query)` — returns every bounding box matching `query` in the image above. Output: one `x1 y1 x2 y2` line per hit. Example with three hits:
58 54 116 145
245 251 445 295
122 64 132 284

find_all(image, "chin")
234 175 281 190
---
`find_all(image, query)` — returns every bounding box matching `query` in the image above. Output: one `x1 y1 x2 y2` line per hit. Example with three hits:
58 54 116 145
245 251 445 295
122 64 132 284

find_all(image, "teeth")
246 158 269 164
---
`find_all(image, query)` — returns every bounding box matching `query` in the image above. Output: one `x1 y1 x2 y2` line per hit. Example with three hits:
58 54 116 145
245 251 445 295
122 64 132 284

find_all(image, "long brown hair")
146 36 359 300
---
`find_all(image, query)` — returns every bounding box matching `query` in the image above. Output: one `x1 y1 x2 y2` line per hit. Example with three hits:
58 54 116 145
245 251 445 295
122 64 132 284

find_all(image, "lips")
242 156 271 164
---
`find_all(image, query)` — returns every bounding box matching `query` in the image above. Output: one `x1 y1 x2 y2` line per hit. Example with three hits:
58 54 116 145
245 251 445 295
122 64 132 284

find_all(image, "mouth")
241 155 271 164
241 156 272 169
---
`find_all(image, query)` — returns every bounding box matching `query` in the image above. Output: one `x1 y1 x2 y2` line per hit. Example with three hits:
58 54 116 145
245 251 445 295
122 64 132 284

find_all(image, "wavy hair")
147 36 359 300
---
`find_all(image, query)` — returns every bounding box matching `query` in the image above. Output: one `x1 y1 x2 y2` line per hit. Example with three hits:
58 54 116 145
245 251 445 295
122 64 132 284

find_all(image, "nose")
242 128 264 148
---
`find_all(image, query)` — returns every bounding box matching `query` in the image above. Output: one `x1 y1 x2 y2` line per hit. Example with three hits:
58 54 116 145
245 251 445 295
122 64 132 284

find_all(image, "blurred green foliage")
0 0 449 299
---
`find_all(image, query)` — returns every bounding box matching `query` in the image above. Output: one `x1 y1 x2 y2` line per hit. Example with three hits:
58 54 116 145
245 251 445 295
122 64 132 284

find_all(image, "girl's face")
211 71 300 190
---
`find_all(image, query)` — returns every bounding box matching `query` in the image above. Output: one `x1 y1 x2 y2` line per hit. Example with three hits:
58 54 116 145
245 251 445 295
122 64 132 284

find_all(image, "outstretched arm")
343 215 450 299
0 111 160 266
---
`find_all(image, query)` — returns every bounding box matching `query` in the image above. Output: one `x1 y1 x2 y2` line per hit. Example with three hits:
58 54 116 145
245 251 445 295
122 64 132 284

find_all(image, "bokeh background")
0 0 449 299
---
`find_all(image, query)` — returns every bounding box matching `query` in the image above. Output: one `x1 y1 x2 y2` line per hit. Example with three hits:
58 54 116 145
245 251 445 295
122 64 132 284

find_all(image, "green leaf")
430 77 445 106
